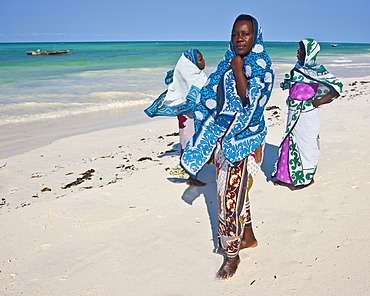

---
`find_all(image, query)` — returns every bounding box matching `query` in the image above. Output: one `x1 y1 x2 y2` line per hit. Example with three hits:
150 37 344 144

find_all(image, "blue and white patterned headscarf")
183 49 200 68
181 15 275 176
144 49 207 118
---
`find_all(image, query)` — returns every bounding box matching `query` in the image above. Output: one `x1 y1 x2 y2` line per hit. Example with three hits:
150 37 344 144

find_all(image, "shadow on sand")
176 142 281 251
179 164 219 251
261 142 280 182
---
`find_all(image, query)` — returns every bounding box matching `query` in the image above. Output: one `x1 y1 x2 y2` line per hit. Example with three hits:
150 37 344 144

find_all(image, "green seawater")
0 41 369 125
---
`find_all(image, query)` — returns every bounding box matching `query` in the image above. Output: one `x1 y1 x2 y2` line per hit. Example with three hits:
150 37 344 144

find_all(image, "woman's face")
232 20 254 57
297 47 303 62
197 52 205 70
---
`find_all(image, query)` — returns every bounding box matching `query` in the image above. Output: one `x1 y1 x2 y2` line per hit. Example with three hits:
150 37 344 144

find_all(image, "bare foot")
273 180 299 191
295 179 315 190
274 179 315 190
216 255 240 280
273 180 287 186
186 176 207 187
240 227 258 250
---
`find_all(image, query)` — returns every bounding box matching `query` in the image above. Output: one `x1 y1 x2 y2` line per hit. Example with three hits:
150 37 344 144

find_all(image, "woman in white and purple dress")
273 39 343 188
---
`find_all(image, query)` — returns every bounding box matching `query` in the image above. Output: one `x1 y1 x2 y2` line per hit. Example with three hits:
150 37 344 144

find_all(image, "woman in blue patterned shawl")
181 15 274 279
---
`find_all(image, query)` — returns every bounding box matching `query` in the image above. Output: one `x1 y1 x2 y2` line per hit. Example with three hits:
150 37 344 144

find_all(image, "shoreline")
0 105 152 159
1 72 368 160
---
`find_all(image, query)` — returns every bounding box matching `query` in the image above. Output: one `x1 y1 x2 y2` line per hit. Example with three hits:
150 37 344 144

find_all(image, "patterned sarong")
216 143 264 258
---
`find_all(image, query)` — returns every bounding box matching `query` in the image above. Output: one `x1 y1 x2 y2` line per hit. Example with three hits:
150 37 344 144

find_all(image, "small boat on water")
331 44 338 47
27 49 73 55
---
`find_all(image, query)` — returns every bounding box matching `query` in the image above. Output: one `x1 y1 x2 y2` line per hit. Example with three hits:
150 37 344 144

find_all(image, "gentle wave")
332 59 353 63
87 91 153 100
1 41 369 128
0 99 153 126
70 67 168 77
0 90 159 106
325 62 370 68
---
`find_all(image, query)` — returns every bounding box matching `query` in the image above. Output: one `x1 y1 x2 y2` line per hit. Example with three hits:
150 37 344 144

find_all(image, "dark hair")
232 14 257 42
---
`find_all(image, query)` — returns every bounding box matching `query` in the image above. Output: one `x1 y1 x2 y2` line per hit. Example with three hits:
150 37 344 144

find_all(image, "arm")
230 55 249 106
312 90 337 108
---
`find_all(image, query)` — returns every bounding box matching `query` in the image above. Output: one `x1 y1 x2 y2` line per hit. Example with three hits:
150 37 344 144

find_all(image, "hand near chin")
231 55 245 72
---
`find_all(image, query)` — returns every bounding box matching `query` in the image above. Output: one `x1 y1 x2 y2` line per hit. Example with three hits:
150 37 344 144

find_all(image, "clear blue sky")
1 0 369 43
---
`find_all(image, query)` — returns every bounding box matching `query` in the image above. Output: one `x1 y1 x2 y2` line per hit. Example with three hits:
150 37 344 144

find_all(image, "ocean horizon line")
1 40 370 45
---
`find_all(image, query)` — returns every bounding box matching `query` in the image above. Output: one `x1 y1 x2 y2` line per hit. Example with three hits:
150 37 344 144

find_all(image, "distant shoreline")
1 40 370 44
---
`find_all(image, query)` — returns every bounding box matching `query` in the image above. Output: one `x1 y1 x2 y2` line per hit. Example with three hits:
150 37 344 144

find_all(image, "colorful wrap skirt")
273 82 320 186
215 142 264 258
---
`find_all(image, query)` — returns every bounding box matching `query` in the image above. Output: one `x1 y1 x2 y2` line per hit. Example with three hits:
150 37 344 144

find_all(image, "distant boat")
27 49 73 55
331 44 338 47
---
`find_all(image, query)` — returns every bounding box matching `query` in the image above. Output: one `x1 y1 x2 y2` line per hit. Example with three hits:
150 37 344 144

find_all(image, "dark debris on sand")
265 105 281 111
137 157 153 162
41 187 51 192
62 169 95 189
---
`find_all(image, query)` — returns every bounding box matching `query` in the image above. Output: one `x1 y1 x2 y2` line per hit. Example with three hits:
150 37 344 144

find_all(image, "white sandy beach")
0 77 369 295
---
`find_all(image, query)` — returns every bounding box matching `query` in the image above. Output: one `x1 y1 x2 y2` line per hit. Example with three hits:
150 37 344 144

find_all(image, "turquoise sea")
0 41 369 127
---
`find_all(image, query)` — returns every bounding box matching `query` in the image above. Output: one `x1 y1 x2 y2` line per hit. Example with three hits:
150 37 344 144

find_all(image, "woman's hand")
312 98 321 108
231 55 245 72
312 91 337 108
